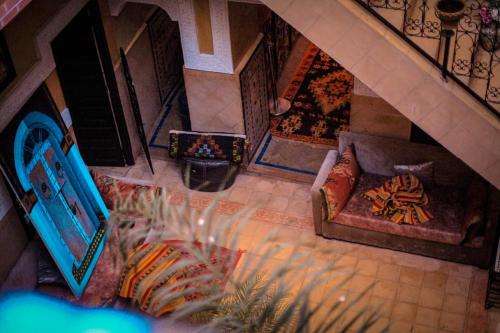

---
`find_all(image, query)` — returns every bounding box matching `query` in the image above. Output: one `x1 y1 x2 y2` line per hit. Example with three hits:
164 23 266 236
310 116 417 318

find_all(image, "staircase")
359 0 499 112
258 0 500 188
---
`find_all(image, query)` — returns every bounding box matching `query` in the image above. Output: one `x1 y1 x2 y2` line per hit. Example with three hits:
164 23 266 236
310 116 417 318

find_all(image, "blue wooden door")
14 112 109 297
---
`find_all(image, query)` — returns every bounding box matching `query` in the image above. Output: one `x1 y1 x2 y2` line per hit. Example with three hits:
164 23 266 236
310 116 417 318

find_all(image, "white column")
177 0 234 73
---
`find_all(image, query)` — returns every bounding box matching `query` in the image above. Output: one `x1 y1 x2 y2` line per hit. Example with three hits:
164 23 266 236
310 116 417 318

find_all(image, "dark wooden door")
240 40 272 163
148 9 184 104
51 0 133 166
266 13 298 79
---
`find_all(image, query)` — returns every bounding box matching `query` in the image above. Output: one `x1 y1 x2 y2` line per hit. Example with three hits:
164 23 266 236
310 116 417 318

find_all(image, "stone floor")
95 155 500 333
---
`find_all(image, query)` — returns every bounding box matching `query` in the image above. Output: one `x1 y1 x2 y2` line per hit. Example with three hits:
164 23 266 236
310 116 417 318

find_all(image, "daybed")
311 132 499 268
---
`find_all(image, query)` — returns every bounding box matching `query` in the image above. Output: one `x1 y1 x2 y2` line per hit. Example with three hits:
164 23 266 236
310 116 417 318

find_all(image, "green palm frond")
107 180 388 333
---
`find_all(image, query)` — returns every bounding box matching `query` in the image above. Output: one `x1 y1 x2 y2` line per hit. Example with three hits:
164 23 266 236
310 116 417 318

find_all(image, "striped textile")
119 240 242 317
119 243 185 316
362 174 433 225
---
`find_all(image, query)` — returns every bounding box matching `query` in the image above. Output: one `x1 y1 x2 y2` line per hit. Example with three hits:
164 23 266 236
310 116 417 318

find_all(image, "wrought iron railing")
355 0 500 118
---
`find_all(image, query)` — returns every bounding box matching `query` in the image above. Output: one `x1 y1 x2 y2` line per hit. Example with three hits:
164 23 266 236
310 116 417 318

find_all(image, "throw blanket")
362 174 433 225
119 240 242 317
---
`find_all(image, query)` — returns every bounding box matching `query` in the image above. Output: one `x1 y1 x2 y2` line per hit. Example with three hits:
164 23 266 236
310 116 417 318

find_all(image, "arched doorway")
111 1 188 159
12 111 108 297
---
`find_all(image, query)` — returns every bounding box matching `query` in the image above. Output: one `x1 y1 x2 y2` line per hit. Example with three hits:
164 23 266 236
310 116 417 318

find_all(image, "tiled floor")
95 156 500 333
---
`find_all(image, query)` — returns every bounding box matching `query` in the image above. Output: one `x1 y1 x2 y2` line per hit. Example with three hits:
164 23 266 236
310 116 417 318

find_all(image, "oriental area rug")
270 43 353 145
91 172 312 230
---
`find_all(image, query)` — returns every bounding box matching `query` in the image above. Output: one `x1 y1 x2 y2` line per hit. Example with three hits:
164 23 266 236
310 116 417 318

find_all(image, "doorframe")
86 0 134 165
53 0 134 166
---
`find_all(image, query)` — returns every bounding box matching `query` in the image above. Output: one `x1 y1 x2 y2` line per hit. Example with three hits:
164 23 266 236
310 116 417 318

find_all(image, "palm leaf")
107 180 381 332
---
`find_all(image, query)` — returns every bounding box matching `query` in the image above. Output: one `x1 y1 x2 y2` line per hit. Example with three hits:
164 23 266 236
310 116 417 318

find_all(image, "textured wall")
0 0 33 29
0 0 69 100
45 70 67 112
0 209 26 285
228 1 269 68
114 28 162 159
351 78 411 140
184 67 245 134
99 0 155 66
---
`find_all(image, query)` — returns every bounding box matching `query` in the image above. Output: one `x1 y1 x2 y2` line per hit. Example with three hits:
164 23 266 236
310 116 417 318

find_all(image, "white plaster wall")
177 0 234 73
112 0 235 73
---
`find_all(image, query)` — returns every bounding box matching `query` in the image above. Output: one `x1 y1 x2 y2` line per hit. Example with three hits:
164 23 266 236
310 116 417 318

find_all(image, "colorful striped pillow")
320 145 360 221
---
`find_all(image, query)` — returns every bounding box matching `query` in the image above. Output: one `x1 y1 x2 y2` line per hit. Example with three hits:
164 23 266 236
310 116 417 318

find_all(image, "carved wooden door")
148 9 184 104
240 40 272 162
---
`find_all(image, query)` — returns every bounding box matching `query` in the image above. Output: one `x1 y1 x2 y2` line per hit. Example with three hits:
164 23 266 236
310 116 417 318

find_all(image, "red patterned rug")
270 43 353 145
91 170 162 209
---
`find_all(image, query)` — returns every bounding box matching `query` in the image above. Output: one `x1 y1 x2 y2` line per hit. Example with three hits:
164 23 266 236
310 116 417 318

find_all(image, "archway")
109 1 188 160
12 111 108 297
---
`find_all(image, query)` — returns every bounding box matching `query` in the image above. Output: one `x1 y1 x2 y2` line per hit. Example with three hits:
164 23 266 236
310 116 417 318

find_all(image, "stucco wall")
99 1 163 159
1 0 70 99
351 78 411 140
184 66 245 134
99 0 156 66
228 1 270 68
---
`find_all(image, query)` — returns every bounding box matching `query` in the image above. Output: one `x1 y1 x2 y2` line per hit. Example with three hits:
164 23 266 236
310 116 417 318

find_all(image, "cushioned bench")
311 132 500 268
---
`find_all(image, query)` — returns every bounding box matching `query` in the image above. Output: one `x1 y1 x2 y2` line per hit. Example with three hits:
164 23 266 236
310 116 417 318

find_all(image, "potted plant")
479 0 500 51
435 0 466 30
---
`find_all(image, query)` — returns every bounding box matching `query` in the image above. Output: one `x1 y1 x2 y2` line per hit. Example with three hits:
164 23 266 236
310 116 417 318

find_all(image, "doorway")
0 85 109 297
51 0 133 167
247 13 353 182
143 7 188 160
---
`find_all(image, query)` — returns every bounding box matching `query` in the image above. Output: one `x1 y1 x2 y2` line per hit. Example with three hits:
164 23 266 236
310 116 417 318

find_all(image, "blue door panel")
44 146 97 239
11 112 108 297
28 160 88 262
67 146 110 220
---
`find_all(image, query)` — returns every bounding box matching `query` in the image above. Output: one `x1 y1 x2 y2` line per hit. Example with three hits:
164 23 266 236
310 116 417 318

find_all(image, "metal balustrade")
355 0 500 118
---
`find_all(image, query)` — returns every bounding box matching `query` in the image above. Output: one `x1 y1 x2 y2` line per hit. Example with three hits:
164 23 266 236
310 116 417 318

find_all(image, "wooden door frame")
86 0 134 165
53 0 134 166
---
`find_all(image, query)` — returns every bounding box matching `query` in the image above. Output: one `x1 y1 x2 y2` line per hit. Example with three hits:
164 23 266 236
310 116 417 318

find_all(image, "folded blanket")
362 174 433 225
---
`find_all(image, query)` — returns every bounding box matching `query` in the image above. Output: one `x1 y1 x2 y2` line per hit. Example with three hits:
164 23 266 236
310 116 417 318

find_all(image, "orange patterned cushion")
320 145 360 221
